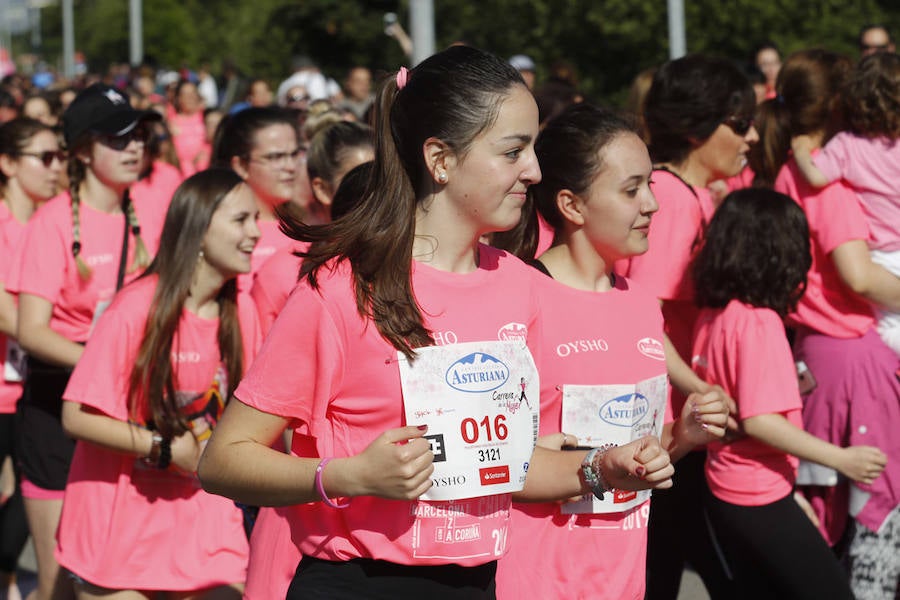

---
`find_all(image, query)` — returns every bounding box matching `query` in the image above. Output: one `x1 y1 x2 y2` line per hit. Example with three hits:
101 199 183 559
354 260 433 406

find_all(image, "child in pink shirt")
792 52 900 354
200 47 672 598
691 188 886 599
5 84 160 600
495 104 730 600
56 170 260 595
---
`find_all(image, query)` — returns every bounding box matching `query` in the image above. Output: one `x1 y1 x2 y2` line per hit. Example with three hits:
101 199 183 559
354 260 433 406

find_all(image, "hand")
347 425 435 500
837 445 887 485
601 436 673 492
793 491 821 529
170 430 204 473
678 389 731 445
791 134 817 157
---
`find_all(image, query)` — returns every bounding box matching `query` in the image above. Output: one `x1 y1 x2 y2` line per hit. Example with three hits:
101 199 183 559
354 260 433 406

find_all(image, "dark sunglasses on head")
723 115 755 136
97 126 149 151
18 150 67 167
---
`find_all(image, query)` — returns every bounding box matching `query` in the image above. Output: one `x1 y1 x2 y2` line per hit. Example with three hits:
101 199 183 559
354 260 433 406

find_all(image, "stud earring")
438 172 447 183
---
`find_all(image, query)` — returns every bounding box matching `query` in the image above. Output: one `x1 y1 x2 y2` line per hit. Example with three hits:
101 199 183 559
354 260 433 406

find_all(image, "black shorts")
287 556 497 600
15 356 76 491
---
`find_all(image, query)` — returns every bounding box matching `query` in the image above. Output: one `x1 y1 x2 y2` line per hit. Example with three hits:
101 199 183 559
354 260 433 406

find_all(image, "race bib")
400 340 539 501
561 374 667 515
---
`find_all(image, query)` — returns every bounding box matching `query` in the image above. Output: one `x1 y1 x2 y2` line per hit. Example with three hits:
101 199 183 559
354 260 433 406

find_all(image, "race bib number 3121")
400 340 539 501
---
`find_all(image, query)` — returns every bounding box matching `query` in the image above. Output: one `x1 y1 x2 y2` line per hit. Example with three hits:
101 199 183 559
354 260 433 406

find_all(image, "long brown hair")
127 169 246 438
281 46 525 359
750 49 851 187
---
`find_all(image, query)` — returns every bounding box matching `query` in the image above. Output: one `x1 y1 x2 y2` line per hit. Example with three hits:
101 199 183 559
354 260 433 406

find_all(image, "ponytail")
749 98 791 188
68 157 92 280
123 189 150 273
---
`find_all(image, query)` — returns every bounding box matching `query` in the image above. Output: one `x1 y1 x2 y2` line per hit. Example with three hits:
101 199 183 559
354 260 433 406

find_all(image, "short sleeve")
6 208 68 302
63 292 145 421
733 308 801 420
812 134 850 184
804 182 870 255
234 281 344 427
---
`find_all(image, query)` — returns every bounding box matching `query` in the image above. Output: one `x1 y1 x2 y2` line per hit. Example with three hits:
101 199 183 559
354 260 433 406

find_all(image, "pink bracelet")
315 458 350 509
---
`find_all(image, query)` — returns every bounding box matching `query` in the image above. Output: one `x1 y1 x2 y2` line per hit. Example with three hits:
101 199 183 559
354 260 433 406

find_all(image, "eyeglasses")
97 126 149 151
723 115 755 136
17 150 67 167
287 92 310 104
250 147 305 166
860 42 891 52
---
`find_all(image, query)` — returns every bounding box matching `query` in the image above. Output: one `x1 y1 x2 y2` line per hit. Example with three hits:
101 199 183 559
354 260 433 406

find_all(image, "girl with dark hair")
757 48 900 599
199 46 671 598
0 117 62 600
54 169 260 599
168 80 209 176
6 84 161 600
791 51 900 355
691 188 885 600
250 120 373 335
495 104 729 599
624 54 758 599
212 106 302 292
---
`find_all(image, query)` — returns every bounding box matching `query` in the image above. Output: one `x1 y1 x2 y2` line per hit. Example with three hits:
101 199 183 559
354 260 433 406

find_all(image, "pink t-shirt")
812 132 900 252
496 271 667 600
6 192 159 343
130 160 184 246
169 110 209 177
624 168 713 419
0 203 26 413
237 219 294 295
692 301 802 506
55 275 259 590
235 244 540 567
776 158 875 338
250 243 306 336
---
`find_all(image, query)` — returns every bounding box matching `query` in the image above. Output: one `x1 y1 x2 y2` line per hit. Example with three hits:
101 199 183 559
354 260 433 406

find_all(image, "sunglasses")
18 150 67 167
723 115 755 136
97 126 149 151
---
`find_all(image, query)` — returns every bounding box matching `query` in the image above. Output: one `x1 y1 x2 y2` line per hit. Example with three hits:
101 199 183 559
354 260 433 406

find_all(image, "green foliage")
21 0 900 104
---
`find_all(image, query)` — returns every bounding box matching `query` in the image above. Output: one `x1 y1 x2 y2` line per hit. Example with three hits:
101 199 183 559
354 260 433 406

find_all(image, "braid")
123 189 149 272
68 158 91 280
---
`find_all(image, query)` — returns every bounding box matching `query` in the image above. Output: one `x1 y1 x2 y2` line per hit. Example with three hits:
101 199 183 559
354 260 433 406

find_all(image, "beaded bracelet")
315 458 350 509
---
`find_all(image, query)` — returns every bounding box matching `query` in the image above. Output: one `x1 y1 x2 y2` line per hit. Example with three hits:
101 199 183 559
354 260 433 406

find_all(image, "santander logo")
637 337 665 361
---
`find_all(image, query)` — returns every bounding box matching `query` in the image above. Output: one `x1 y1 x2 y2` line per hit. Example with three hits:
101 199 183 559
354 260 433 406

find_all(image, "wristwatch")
580 447 611 500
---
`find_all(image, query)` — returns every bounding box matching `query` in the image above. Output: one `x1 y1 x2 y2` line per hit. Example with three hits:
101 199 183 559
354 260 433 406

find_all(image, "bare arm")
832 240 900 312
742 413 887 484
662 390 731 462
515 436 673 502
198 398 435 506
0 284 16 338
17 293 83 367
791 134 830 188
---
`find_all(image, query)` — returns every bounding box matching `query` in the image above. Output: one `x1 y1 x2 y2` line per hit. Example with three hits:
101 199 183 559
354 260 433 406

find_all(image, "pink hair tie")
315 458 350 509
396 66 409 90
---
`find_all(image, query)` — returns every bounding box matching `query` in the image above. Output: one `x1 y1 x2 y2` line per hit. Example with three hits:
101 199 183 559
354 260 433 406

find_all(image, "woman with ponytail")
200 46 671 598
0 117 62 600
55 169 260 599
5 84 160 600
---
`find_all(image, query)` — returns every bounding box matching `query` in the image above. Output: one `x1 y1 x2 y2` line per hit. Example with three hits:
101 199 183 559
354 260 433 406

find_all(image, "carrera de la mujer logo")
445 352 510 393
599 393 650 427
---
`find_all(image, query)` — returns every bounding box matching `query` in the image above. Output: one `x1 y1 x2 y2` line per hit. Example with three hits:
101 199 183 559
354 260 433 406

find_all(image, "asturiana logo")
599 393 650 427
497 322 528 341
637 337 665 361
445 352 510 393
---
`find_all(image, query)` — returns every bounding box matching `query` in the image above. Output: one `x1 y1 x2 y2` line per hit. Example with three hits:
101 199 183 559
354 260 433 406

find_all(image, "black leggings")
0 411 28 573
705 488 853 600
645 450 732 599
286 556 497 600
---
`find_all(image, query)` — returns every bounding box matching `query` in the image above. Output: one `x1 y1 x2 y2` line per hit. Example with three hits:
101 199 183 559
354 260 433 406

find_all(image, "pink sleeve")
733 308 802 420
804 182 869 255
6 210 68 302
234 282 343 426
811 134 850 184
238 292 263 367
625 178 702 300
62 293 144 421
0 228 10 284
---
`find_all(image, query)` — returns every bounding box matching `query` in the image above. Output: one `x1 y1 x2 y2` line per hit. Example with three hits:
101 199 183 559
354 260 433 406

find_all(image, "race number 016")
460 415 508 444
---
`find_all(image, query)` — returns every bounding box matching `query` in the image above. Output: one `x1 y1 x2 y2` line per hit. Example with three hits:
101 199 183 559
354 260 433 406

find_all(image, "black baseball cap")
62 83 161 146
